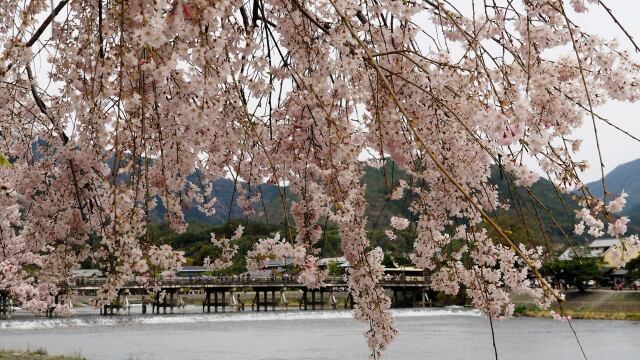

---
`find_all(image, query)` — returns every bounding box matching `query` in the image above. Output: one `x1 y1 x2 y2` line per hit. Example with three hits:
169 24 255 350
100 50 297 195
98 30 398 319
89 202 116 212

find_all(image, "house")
589 238 620 257
242 270 274 279
557 246 592 261
602 242 640 268
265 258 294 270
72 269 103 278
609 268 629 289
318 257 350 269
558 238 640 268
176 266 208 277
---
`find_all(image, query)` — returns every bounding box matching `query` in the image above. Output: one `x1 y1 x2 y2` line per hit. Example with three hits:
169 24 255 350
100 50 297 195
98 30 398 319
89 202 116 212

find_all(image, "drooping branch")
290 0 331 34
599 0 640 53
25 64 69 144
25 0 70 48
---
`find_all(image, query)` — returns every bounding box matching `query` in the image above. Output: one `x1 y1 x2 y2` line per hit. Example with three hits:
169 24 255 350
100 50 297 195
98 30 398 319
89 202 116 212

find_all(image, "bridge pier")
330 289 337 310
100 290 131 316
61 276 429 317
151 289 179 314
344 293 355 309
299 289 306 310
230 291 245 311
252 288 277 311
46 294 60 318
0 291 10 319
203 288 232 313
204 290 210 313
298 288 326 310
280 291 288 310
312 290 316 310
389 287 428 308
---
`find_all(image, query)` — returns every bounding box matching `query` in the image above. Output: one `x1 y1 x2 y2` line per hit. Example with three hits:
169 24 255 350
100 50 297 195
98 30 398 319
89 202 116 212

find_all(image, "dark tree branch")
252 0 261 27
27 62 88 222
98 0 104 59
239 5 251 33
290 0 331 34
355 10 368 25
25 0 70 48
25 64 69 144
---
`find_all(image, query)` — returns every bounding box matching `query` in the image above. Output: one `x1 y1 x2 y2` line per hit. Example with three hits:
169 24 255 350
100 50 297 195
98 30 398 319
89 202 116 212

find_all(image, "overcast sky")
412 1 640 184
32 1 640 184
427 1 640 184
556 1 640 183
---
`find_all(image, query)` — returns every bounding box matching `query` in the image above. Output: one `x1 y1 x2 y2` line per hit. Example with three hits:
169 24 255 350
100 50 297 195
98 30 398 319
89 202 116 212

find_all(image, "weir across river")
0 276 431 318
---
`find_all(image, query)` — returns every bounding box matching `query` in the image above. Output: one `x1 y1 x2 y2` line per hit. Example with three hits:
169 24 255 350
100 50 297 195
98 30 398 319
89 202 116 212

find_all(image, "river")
0 307 638 359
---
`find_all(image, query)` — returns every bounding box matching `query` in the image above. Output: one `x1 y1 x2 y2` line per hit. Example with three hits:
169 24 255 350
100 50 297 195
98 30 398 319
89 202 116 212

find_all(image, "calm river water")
0 307 638 359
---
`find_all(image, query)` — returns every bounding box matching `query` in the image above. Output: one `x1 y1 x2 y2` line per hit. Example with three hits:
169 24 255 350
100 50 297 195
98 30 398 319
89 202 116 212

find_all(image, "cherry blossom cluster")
575 191 637 244
1 0 639 357
550 310 572 322
203 225 242 270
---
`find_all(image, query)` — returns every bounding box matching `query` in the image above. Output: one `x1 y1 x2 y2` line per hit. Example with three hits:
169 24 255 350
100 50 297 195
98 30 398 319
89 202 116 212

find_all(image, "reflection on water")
0 307 638 360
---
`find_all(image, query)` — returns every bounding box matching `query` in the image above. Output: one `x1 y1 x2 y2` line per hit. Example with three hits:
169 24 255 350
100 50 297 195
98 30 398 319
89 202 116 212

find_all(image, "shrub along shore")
0 350 85 360
512 289 640 321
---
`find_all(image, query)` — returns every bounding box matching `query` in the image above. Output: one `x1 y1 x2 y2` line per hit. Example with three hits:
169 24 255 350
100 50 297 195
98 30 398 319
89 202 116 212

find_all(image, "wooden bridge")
0 276 431 318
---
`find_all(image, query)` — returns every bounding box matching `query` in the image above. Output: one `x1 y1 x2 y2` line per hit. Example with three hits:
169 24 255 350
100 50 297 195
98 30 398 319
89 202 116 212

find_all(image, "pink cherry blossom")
0 0 638 357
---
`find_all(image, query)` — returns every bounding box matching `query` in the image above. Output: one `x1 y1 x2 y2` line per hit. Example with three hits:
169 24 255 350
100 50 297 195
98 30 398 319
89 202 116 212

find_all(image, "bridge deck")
71 276 428 291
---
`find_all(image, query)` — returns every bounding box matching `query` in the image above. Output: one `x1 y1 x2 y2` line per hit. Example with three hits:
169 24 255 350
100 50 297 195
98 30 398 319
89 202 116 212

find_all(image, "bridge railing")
72 274 426 289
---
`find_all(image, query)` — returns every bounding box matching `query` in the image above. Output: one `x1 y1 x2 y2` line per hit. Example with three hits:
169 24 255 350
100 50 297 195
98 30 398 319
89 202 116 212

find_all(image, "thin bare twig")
290 0 331 35
598 1 640 53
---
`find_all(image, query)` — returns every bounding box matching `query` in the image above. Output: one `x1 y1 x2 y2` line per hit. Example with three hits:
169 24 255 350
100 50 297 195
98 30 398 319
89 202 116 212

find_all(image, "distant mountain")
154 164 412 228
487 167 579 250
627 202 640 228
154 163 581 250
585 158 640 215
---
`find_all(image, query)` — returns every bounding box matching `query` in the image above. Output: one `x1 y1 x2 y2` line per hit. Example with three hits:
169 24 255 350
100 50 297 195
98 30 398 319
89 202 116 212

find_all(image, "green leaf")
0 154 10 167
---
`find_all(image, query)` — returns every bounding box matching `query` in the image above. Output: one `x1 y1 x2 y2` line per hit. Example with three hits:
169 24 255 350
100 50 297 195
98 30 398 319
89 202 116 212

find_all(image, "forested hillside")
154 163 593 265
586 158 640 212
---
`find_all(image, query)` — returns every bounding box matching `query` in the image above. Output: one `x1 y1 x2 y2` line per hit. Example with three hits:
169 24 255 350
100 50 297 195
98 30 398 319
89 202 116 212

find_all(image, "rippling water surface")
0 306 638 359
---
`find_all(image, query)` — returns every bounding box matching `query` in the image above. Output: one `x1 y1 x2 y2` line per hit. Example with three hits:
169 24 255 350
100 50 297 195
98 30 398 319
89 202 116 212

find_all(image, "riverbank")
513 289 640 320
0 350 85 360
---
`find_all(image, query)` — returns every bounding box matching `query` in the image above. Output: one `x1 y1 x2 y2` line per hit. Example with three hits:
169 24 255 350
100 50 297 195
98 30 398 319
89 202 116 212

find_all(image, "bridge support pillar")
203 290 211 313
0 291 10 319
302 289 308 310
46 294 61 318
344 293 354 309
392 288 397 308
222 290 226 312
330 289 337 310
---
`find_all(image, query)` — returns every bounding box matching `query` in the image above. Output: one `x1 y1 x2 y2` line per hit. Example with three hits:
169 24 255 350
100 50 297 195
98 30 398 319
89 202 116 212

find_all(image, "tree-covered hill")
488 167 579 252
154 162 593 265
586 158 640 214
